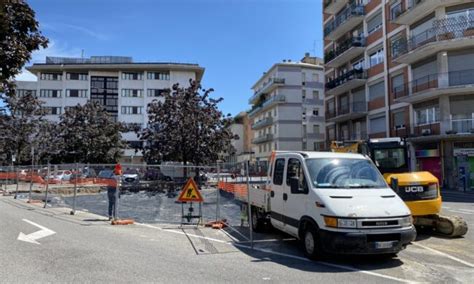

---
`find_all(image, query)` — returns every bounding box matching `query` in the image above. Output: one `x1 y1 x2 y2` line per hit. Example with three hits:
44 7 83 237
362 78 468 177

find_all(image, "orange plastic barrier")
217 181 248 198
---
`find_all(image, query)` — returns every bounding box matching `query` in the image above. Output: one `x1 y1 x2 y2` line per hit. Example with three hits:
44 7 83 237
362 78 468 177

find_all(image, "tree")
57 102 127 163
0 92 45 164
138 80 235 174
0 0 48 98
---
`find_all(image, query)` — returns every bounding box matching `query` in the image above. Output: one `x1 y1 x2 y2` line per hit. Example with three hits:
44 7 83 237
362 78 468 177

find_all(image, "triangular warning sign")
177 178 204 202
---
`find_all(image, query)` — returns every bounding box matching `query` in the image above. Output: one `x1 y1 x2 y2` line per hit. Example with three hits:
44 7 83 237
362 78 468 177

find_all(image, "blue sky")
21 0 323 116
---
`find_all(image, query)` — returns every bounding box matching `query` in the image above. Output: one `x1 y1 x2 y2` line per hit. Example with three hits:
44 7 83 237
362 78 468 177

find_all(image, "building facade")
224 112 254 163
323 0 474 190
248 53 326 165
16 56 204 163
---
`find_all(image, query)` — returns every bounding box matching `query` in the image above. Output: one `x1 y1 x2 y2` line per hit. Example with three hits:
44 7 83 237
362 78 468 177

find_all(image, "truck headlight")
400 216 413 227
324 216 357 228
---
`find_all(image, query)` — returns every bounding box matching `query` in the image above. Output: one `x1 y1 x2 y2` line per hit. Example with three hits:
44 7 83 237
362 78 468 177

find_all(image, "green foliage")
0 0 48 97
138 80 235 166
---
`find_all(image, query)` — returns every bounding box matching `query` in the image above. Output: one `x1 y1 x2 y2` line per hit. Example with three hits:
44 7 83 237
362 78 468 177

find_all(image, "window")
66 89 88 98
352 58 365 70
16 89 36 97
147 71 170 80
367 11 382 35
313 109 319 116
391 74 404 93
121 72 143 80
369 48 384 67
312 73 319 82
126 123 143 131
302 89 306 100
274 142 278 150
42 107 62 115
373 148 407 170
39 89 62 98
121 106 143 114
369 115 386 134
305 158 387 189
147 89 167 97
369 81 385 100
393 111 405 129
312 90 320 100
273 158 285 185
313 124 320 133
303 125 307 135
122 89 144 97
302 142 307 150
40 73 62 80
415 106 439 125
66 73 88 80
390 0 402 20
286 158 307 193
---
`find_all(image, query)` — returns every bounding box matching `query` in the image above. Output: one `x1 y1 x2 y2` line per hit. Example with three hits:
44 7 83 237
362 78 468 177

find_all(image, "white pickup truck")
242 151 416 259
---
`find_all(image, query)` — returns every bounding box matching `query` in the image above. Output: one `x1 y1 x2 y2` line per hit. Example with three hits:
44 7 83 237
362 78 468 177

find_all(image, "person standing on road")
108 163 122 220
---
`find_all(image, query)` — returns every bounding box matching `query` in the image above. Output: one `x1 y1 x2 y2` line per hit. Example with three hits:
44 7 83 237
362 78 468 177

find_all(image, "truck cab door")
269 157 286 231
283 157 310 236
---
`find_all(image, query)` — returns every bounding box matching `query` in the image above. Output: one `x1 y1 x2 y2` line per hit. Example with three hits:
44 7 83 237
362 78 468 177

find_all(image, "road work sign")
177 178 203 202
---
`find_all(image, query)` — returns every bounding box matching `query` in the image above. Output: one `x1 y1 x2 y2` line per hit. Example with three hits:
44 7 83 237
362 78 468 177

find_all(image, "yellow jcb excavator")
331 138 467 237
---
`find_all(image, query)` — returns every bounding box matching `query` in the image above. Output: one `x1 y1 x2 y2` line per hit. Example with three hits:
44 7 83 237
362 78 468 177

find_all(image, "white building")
15 56 205 163
248 53 326 164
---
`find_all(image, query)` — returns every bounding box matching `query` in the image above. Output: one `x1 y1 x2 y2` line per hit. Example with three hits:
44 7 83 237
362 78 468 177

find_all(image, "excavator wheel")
435 215 468 238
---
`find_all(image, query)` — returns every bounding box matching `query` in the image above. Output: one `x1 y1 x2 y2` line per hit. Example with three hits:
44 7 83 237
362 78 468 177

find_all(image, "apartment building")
224 112 254 163
248 53 326 166
323 0 474 189
16 56 205 163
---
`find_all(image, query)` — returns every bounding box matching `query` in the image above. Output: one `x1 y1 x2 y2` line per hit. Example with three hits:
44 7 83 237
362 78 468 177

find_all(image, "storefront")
415 147 442 183
453 143 474 191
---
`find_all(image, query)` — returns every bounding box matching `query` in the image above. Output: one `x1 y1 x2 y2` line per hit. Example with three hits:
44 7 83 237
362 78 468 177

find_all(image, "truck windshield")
305 158 387 189
372 148 407 171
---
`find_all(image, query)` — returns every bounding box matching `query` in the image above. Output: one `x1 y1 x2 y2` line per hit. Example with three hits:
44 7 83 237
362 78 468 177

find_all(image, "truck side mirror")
290 177 300 193
390 177 399 193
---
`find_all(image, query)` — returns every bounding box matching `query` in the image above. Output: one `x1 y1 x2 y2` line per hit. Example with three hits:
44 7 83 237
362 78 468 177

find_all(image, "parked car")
47 170 73 183
144 168 172 181
121 169 141 190
97 170 115 179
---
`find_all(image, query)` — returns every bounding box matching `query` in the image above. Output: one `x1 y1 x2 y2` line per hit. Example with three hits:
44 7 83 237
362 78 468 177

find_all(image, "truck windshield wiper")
346 184 379 188
315 183 345 188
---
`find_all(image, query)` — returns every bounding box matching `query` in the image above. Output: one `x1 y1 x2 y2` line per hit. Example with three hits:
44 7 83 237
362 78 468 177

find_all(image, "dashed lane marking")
412 242 474 268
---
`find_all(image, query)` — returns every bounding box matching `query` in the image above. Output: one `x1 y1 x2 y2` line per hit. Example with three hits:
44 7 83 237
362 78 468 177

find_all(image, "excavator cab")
331 137 468 237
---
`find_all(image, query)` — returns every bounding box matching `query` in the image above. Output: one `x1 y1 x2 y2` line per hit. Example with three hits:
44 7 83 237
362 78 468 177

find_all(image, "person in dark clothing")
107 184 117 220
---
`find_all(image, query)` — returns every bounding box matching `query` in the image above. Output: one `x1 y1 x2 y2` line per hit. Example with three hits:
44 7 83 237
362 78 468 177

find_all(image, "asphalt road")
1 191 474 283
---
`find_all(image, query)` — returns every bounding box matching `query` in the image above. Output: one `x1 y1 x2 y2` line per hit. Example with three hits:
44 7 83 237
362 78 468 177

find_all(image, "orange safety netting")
1 172 117 187
217 181 248 198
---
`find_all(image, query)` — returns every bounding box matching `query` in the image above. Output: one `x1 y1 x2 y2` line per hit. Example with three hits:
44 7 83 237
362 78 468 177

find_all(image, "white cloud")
15 40 82 82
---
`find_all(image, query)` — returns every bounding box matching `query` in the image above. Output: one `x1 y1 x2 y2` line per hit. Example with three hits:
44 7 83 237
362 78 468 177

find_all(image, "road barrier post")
246 160 253 249
70 163 78 215
14 167 19 199
43 163 50 208
216 161 221 222
28 165 33 202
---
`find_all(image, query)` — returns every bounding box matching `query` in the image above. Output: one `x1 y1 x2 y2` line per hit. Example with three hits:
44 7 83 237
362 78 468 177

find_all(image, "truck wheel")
302 225 321 260
251 207 264 233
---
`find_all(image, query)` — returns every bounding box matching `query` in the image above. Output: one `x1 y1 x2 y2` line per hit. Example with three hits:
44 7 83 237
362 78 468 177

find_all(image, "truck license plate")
375 241 393 249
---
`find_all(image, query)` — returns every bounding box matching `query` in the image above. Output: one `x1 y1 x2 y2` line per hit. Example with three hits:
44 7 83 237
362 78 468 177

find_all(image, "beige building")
323 0 474 189
248 53 326 166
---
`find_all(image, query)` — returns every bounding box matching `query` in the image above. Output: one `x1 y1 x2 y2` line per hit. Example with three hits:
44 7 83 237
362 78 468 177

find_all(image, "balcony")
252 134 274 144
303 98 324 105
251 117 273 130
391 0 459 26
306 132 325 140
325 36 366 68
393 15 474 64
248 78 285 104
324 0 347 15
324 4 365 41
451 119 474 134
248 95 286 117
326 109 337 120
325 69 367 96
327 101 367 123
394 69 474 104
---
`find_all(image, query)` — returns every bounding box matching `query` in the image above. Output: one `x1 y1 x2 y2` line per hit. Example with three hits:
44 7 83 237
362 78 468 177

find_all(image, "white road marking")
457 208 474 213
17 219 56 245
137 223 413 283
412 242 474 268
445 209 474 215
